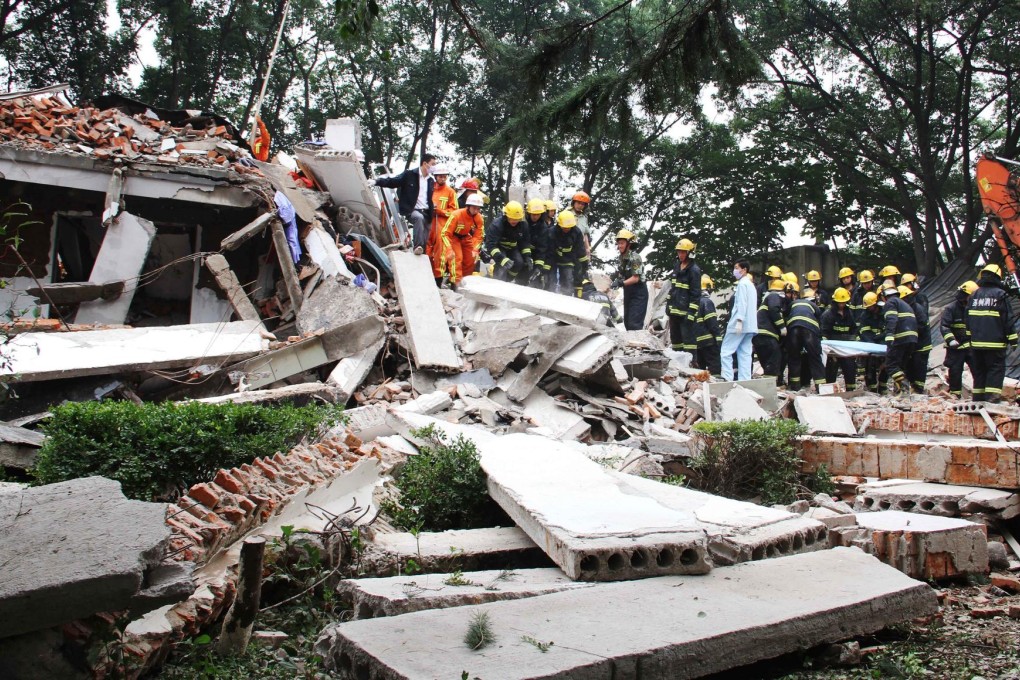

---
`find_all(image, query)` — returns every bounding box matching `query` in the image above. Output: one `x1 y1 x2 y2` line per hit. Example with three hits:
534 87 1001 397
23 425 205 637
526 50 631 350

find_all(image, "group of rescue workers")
666 238 1019 402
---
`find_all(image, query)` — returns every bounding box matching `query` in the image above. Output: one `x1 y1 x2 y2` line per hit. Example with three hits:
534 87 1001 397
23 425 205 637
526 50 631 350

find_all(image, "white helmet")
432 165 450 176
465 194 484 207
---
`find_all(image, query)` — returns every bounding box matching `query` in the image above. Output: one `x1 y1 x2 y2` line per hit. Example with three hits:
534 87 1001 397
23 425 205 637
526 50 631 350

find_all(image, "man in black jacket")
967 264 1018 402
881 285 918 394
374 154 436 254
941 280 976 398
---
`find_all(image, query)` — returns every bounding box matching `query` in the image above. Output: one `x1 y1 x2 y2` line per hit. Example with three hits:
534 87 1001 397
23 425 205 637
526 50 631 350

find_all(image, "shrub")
32 400 345 501
381 425 499 532
689 419 809 505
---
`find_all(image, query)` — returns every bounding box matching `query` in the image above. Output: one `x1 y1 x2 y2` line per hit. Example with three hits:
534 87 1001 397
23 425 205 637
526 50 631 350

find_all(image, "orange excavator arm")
976 154 1020 288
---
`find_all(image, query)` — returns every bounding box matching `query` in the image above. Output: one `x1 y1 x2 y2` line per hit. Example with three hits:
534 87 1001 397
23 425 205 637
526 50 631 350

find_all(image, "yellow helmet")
766 265 783 278
882 285 899 298
701 274 714 289
858 269 875 283
982 263 1003 278
784 282 798 294
897 284 914 298
557 210 577 229
768 278 786 291
616 229 636 241
526 198 546 215
838 267 855 279
782 272 798 286
879 265 901 278
900 273 916 285
675 238 695 252
863 292 879 307
960 280 978 295
832 287 851 303
543 199 557 211
503 201 525 220
801 287 816 299
805 270 821 282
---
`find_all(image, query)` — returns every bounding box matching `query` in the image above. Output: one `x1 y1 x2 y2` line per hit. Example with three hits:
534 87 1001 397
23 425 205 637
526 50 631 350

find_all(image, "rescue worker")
879 264 901 291
804 270 830 310
251 115 271 161
777 272 799 384
901 284 932 393
850 269 877 322
668 238 702 356
857 292 888 392
548 210 588 294
838 267 855 292
901 273 929 317
720 260 758 381
693 274 722 375
569 191 592 257
754 277 787 383
611 229 648 330
786 286 825 391
440 193 484 287
880 284 917 394
524 199 552 288
544 200 557 225
967 264 1018 403
578 278 621 326
427 166 458 286
757 265 784 302
821 287 857 389
941 281 977 398
484 201 533 284
456 178 485 206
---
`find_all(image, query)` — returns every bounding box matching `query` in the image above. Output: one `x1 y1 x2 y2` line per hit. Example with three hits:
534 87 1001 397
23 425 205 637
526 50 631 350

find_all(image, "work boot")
413 246 424 256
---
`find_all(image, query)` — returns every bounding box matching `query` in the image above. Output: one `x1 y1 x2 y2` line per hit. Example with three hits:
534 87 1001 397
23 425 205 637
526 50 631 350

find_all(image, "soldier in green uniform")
611 229 648 330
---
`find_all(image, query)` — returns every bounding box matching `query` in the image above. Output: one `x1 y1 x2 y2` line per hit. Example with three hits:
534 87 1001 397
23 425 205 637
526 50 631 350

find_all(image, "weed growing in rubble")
689 419 809 505
381 424 502 532
444 570 481 587
464 611 495 650
32 400 346 501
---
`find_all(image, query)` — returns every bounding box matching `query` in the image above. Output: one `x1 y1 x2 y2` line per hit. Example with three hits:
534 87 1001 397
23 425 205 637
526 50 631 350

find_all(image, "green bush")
381 425 498 532
689 419 809 505
32 400 345 501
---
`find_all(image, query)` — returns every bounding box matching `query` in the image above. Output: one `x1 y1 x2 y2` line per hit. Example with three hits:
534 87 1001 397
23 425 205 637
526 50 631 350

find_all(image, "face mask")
733 268 744 280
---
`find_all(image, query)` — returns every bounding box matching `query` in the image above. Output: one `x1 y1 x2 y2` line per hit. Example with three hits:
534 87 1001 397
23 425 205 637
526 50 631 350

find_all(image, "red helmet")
572 191 590 204
459 179 480 190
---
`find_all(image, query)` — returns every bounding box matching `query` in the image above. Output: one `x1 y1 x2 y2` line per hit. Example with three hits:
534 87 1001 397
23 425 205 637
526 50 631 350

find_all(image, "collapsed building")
0 85 1019 679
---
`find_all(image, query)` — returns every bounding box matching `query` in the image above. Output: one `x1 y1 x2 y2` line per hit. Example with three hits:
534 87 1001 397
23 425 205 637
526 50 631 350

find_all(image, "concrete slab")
521 389 591 441
719 385 769 421
1 320 268 382
74 212 156 324
361 527 551 576
831 510 988 579
338 568 593 619
0 477 192 638
805 506 859 529
294 149 382 234
204 253 262 324
303 223 354 280
327 336 384 401
394 390 453 415
855 480 1020 519
704 378 779 420
551 333 617 378
388 413 711 580
462 316 541 354
459 276 608 330
196 382 337 405
795 396 857 436
297 275 378 336
317 548 938 680
500 325 592 401
390 251 460 370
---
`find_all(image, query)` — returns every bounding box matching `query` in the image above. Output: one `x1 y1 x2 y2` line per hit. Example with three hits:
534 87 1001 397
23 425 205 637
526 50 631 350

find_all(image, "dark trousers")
859 355 887 392
553 264 575 295
495 250 529 284
787 327 825 389
971 349 1006 402
623 283 649 331
753 335 782 379
885 342 915 385
825 355 857 389
697 343 721 376
668 314 698 354
945 347 973 396
908 349 930 392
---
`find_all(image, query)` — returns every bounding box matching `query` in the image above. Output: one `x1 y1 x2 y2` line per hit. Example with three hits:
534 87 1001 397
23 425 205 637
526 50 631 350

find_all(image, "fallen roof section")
390 251 461 371
458 275 608 329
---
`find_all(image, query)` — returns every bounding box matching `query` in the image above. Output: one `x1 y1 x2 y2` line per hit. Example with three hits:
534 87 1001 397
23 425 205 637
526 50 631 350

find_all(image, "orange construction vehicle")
975 154 1020 288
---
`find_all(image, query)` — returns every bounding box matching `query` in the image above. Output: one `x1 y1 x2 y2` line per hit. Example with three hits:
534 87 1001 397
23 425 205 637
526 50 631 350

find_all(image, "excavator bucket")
976 155 1020 287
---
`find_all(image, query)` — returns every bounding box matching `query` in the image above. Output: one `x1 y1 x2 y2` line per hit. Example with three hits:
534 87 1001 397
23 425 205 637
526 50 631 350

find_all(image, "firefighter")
524 199 551 288
804 270 830 310
901 273 929 316
850 269 877 322
777 272 799 384
880 284 917 393
611 229 648 330
548 210 588 294
578 278 621 326
879 264 901 290
786 286 825 391
427 166 458 285
821 287 858 389
967 264 1018 403
569 191 592 257
754 277 787 383
858 292 888 392
439 193 484 287
901 284 932 394
668 238 702 356
251 115 271 161
838 267 855 292
484 201 533 284
755 265 783 302
693 274 722 375
941 280 977 398
544 200 557 225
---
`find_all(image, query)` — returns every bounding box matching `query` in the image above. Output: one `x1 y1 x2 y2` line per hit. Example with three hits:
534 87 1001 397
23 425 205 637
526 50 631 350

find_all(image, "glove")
734 320 743 334
479 250 493 264
948 338 960 349
495 260 512 278
611 277 623 290
529 268 544 284
524 256 534 271
780 327 787 337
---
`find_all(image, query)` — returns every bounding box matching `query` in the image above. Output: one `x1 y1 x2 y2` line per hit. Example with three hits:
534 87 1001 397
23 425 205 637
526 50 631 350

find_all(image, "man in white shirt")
375 154 437 254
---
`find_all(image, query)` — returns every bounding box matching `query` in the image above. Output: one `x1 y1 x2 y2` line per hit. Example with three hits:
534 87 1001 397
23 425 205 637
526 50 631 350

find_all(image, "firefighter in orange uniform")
251 116 271 161
427 166 458 285
441 194 485 287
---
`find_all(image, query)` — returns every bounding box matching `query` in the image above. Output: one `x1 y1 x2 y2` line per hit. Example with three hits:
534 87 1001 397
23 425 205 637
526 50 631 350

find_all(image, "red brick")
970 607 1006 619
187 482 221 509
1009 605 1020 619
214 469 246 494
991 575 1020 593
253 458 279 480
218 506 246 523
345 432 363 449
